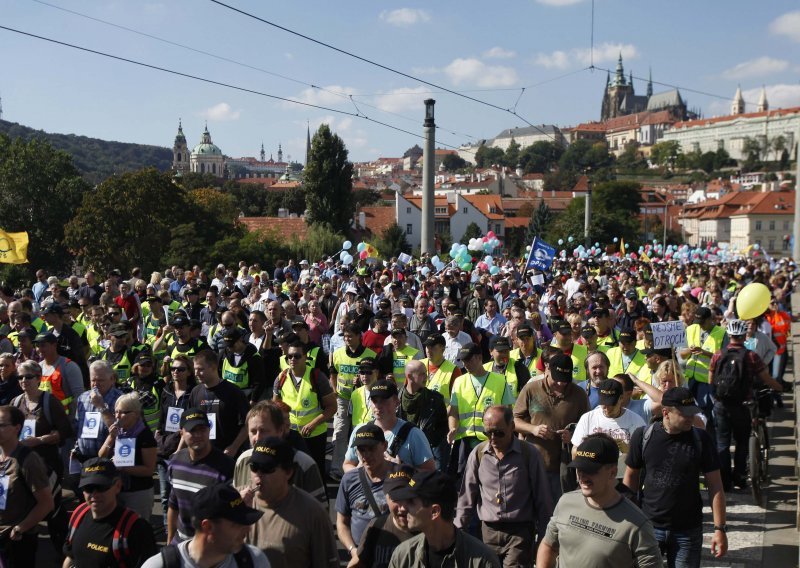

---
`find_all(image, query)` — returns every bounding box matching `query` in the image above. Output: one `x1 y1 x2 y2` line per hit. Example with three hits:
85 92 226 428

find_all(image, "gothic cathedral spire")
732 86 745 115
757 86 768 112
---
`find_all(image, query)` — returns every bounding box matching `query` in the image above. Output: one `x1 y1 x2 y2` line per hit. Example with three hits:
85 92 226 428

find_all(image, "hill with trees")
0 119 172 184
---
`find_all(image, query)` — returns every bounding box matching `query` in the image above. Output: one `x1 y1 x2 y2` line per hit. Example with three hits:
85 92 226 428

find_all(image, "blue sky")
2 0 799 163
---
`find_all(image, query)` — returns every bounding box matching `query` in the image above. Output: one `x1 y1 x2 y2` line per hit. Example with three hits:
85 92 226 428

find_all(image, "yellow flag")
0 230 29 264
619 238 626 256
640 252 651 263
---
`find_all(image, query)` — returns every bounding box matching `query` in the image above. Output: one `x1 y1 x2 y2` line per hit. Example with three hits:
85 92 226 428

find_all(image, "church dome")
191 125 223 156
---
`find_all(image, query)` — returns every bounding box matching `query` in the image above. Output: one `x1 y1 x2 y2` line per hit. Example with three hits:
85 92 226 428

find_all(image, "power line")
207 0 558 142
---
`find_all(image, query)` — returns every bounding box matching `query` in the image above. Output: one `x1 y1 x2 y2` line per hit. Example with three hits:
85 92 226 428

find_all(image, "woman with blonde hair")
653 359 683 392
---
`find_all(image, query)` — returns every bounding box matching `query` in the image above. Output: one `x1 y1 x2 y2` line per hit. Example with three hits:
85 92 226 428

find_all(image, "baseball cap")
568 436 620 473
458 342 482 360
192 483 263 526
489 336 511 351
369 379 399 400
642 347 672 358
180 408 211 431
291 320 309 330
515 323 533 339
591 307 610 318
694 307 712 321
555 321 572 335
624 289 638 300
618 328 635 343
661 387 701 415
79 458 119 489
345 285 359 295
351 423 386 448
249 436 295 468
549 353 573 383
171 315 190 327
358 357 377 373
580 325 597 339
222 327 244 343
388 470 458 506
423 333 446 348
146 295 162 304
33 331 58 344
597 379 623 406
384 465 416 498
187 288 200 296
108 323 129 337
390 327 407 337
277 331 299 344
42 303 64 315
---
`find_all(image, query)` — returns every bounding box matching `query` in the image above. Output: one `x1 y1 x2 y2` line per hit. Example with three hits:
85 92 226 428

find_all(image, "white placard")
114 438 136 467
650 321 687 350
163 306 171 325
0 476 8 510
531 274 545 286
19 419 36 441
165 407 184 433
207 413 217 440
81 412 102 439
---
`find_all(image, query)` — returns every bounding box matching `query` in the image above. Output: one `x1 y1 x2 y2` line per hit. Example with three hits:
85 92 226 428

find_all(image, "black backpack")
712 347 751 403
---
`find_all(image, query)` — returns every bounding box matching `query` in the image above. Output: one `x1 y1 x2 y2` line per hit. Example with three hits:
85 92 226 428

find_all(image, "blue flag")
525 237 556 272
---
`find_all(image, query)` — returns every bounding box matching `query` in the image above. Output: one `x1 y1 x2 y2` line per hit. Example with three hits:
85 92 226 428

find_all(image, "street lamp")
421 99 436 255
584 167 592 248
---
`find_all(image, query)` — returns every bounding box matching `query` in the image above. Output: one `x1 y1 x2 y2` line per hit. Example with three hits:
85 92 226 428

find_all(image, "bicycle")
745 388 771 504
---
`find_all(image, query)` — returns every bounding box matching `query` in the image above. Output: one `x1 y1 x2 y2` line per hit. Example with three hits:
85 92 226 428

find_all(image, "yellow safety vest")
392 345 419 387
421 358 456 400
278 367 327 438
350 385 374 427
685 324 726 384
451 372 507 441
332 347 377 400
71 320 87 343
141 385 160 432
509 348 541 375
595 330 618 353
86 326 104 356
222 352 261 391
607 347 648 378
483 359 520 398
102 349 132 386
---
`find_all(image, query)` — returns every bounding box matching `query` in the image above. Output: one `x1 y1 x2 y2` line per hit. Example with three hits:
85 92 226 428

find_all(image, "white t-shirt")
571 407 646 477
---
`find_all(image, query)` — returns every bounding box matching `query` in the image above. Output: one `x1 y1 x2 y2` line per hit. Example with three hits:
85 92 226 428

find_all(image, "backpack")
161 543 255 568
67 503 140 568
11 391 53 426
635 422 703 503
475 439 533 465
712 347 751 403
277 367 323 395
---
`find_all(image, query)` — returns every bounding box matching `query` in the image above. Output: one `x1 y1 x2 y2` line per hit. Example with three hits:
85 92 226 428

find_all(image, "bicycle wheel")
758 422 769 483
749 434 762 504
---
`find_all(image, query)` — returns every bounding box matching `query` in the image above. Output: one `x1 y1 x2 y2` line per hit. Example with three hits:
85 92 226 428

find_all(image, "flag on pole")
525 237 556 272
0 230 28 264
619 238 626 256
640 252 651 263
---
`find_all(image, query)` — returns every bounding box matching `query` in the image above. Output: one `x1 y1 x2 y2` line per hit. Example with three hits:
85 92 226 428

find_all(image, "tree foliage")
474 145 504 168
304 125 354 235
442 153 468 171
519 141 564 174
526 200 553 242
0 134 90 273
374 223 411 256
460 222 483 243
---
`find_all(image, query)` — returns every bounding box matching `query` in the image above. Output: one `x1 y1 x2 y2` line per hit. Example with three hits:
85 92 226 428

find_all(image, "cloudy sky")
2 0 799 162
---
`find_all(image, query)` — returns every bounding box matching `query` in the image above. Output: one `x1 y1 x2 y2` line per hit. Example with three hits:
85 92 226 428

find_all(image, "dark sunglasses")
486 430 506 438
82 484 112 494
249 463 277 475
171 367 188 372
285 353 304 360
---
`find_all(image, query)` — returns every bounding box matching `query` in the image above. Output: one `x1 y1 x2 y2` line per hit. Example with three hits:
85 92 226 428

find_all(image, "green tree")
304 125 354 235
616 142 647 172
503 139 521 168
741 137 763 171
519 141 563 174
713 148 734 171
375 223 410 255
771 135 786 162
442 153 467 171
0 135 90 273
281 186 307 215
649 141 681 168
474 145 504 168
697 151 717 174
65 168 185 273
460 222 483 244
526 200 553 242
559 139 612 174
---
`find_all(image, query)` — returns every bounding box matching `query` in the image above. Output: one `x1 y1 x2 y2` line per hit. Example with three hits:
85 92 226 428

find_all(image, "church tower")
646 68 653 98
757 86 768 112
260 142 266 162
172 119 189 175
732 86 745 115
277 144 283 163
600 53 634 121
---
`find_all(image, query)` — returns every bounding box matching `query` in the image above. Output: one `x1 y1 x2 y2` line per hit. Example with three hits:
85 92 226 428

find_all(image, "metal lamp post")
421 99 436 255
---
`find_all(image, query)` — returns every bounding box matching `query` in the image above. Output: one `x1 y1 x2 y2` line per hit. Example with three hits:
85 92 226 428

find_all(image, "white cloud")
483 46 516 60
284 52 294 60
770 11 800 43
533 42 637 69
283 85 357 109
536 0 585 5
743 84 800 110
721 57 789 80
372 87 431 114
443 58 519 87
379 8 430 26
200 102 240 121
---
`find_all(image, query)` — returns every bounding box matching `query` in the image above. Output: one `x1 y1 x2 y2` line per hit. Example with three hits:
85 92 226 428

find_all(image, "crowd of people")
0 253 792 567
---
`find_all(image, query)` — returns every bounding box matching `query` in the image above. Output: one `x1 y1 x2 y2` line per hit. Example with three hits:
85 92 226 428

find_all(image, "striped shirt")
167 447 234 539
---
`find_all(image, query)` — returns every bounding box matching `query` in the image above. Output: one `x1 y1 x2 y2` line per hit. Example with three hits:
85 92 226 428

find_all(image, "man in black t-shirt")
65 458 156 567
623 387 727 567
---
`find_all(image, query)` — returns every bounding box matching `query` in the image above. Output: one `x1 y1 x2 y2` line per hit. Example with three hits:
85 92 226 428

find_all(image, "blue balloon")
357 242 366 253
568 236 574 243
613 237 619 243
558 239 564 246
342 240 352 251
421 267 430 276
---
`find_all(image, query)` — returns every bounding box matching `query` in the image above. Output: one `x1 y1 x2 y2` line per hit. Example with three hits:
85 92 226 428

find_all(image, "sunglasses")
485 430 506 438
171 367 188 372
18 374 39 381
249 463 277 475
285 353 304 360
82 484 112 494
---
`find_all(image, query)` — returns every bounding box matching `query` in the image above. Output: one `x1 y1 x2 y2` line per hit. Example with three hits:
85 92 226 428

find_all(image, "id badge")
0 476 8 511
114 438 137 467
82 412 102 439
207 413 217 440
165 407 184 433
20 418 36 441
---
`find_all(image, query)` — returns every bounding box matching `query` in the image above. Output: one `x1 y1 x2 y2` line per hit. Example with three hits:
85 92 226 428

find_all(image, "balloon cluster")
476 255 501 276
467 231 501 254
448 243 473 271
568 243 604 259
339 240 354 265
356 242 371 261
429 255 447 273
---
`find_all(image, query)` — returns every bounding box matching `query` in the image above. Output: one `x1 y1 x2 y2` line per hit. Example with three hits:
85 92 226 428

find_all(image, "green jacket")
388 530 501 568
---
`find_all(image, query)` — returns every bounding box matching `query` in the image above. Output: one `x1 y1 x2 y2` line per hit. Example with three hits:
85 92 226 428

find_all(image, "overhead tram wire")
207 0 559 142
0 25 480 156
29 0 481 143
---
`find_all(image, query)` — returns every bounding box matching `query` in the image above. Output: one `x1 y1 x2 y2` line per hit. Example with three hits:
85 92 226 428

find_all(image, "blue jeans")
156 460 171 520
653 525 703 568
432 440 449 473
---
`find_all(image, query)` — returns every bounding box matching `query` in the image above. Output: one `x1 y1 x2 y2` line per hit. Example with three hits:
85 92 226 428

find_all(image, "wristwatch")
713 525 727 533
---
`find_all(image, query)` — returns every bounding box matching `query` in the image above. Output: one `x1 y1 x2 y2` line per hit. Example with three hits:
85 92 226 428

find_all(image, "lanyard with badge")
0 456 13 510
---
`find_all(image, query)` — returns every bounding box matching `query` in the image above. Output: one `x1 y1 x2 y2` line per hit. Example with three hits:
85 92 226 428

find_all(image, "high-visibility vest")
350 385 373 427
39 357 75 408
168 339 203 362
551 341 588 382
277 367 327 438
392 345 419 387
306 346 320 368
607 347 648 378
766 311 790 355
595 330 619 353
32 318 46 333
509 348 540 376
141 385 160 432
685 324 726 384
451 372 507 441
102 349 133 385
332 347 377 400
221 351 261 390
637 363 656 385
71 320 88 343
421 358 456 400
483 359 520 398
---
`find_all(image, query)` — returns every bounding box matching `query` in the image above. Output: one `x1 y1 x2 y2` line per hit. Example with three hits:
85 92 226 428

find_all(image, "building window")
755 221 762 231
406 207 411 214
463 207 468 214
769 221 775 231
177 153 181 162
495 224 501 235
200 163 205 174
435 207 447 215
784 221 790 230
406 224 413 235
769 239 775 251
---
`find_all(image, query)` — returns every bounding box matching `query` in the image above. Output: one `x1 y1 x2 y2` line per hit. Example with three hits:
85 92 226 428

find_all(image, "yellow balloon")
736 283 771 319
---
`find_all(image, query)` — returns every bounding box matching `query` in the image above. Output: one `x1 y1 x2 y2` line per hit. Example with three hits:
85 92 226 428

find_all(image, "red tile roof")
504 217 529 229
237 178 278 188
360 206 396 237
730 191 795 216
239 217 310 241
461 194 504 220
672 106 800 130
604 110 676 132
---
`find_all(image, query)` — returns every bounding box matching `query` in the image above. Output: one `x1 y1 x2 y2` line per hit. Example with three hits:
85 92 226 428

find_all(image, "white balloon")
343 240 352 250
